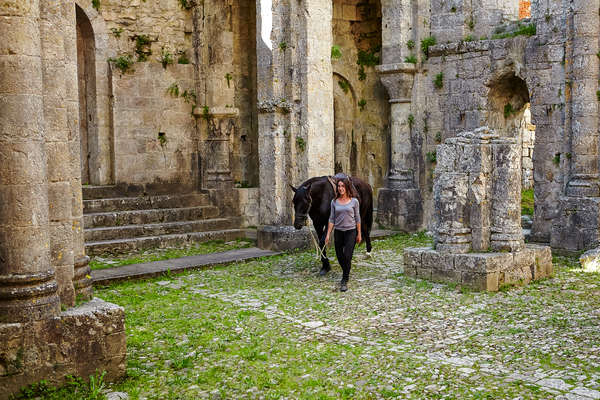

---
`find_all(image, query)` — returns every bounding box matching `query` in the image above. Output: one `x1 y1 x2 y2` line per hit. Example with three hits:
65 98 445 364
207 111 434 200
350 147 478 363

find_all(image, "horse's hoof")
365 252 372 258
340 280 348 292
319 267 330 276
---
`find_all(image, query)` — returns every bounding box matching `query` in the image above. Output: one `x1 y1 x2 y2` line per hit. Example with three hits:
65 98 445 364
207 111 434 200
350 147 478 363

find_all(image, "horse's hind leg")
364 226 372 255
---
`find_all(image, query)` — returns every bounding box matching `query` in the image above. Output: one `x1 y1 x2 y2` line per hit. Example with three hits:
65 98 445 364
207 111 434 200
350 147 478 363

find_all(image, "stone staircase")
83 186 245 255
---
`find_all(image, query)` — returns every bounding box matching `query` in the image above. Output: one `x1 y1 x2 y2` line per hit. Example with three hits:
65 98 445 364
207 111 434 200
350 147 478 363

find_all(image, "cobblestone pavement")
98 234 600 399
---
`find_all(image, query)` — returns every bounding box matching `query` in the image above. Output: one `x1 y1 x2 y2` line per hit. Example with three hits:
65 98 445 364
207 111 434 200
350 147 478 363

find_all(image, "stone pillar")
40 0 76 307
552 0 600 251
566 0 600 198
64 1 92 299
376 64 423 231
0 0 60 322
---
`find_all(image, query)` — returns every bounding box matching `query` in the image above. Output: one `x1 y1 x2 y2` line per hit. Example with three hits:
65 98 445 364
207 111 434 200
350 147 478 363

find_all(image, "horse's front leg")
315 222 331 275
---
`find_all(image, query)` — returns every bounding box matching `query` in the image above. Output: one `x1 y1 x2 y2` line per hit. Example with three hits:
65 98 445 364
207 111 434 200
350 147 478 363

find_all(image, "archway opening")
76 5 97 185
333 74 356 175
487 73 535 227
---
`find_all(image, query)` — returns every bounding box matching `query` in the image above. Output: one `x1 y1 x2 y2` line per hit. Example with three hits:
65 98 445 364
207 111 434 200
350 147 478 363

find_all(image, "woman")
325 177 361 292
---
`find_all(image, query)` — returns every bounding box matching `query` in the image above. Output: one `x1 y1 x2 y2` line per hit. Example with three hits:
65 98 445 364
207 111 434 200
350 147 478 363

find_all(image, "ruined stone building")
1 0 600 394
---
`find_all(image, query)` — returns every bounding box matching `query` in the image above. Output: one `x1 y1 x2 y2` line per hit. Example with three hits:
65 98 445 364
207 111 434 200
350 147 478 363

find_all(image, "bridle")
294 192 312 225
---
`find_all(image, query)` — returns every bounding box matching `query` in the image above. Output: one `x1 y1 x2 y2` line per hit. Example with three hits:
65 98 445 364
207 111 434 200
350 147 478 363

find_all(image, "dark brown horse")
290 176 373 274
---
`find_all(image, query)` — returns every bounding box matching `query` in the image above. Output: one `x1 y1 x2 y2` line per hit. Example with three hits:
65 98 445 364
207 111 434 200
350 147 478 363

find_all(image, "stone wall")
111 63 198 190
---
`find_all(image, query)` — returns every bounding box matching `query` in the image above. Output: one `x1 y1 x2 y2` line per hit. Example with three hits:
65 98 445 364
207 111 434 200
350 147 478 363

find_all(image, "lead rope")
307 220 328 260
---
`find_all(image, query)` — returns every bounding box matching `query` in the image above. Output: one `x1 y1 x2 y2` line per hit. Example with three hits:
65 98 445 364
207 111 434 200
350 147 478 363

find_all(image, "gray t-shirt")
329 198 361 231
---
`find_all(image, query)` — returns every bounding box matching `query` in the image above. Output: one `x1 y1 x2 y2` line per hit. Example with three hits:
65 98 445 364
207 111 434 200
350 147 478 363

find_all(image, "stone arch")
74 2 113 184
333 73 357 175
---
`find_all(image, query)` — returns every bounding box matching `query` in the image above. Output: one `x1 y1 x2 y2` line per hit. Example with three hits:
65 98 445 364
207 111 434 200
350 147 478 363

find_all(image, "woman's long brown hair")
336 177 358 199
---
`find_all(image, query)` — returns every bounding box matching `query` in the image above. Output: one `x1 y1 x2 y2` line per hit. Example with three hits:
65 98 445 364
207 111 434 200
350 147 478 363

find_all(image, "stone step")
84 218 239 242
82 185 123 200
84 206 220 228
85 229 247 256
83 193 210 213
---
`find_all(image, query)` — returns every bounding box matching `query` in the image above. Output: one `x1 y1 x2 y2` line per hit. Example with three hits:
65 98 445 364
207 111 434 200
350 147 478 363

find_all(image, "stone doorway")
76 5 97 185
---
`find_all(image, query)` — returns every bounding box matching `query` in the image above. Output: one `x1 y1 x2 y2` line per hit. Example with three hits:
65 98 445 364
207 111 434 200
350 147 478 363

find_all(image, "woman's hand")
356 233 362 244
325 234 331 246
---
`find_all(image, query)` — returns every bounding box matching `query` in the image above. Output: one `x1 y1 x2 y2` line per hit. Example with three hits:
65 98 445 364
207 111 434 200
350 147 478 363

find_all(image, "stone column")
552 0 600 251
0 0 60 322
566 0 600 197
64 1 92 299
376 64 423 231
40 0 76 307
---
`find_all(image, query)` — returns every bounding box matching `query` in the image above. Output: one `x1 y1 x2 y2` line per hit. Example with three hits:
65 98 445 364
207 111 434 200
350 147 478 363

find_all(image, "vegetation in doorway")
108 55 134 74
420 36 436 59
178 0 194 10
521 188 534 216
177 50 190 64
110 27 123 38
504 103 516 118
358 99 367 111
331 45 342 60
92 0 100 11
159 48 174 69
133 34 153 62
433 72 444 89
338 79 350 94
296 136 306 152
225 73 233 88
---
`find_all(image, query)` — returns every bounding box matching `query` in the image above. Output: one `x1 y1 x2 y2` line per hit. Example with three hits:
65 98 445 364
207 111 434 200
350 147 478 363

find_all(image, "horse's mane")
300 176 327 188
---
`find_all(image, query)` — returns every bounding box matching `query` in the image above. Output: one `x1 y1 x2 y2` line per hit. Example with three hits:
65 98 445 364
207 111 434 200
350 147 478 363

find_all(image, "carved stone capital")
376 63 416 100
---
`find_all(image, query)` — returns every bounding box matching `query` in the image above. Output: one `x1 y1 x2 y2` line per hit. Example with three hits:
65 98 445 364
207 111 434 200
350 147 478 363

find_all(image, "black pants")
334 229 357 282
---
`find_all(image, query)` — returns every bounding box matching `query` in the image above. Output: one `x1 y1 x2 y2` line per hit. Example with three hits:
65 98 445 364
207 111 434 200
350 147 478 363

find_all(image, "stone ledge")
0 298 126 399
404 244 553 291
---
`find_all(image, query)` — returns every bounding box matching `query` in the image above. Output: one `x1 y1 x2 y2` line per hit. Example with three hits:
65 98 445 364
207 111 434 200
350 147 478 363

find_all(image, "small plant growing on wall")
179 0 194 10
201 105 211 121
338 80 350 94
407 40 415 50
296 137 306 152
426 151 437 163
504 103 516 118
331 45 342 60
407 114 414 129
158 132 167 147
358 65 367 81
225 73 233 88
108 55 134 74
356 46 380 81
435 131 442 143
159 48 174 69
167 82 180 97
177 51 190 64
279 42 287 52
133 34 153 62
404 55 417 64
553 153 561 166
433 72 444 89
92 0 100 11
420 36 436 59
110 27 123 38
358 99 367 111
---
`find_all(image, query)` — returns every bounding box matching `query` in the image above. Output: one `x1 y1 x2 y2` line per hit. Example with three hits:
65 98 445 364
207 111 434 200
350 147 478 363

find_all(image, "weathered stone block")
257 225 311 251
402 247 426 277
454 252 513 273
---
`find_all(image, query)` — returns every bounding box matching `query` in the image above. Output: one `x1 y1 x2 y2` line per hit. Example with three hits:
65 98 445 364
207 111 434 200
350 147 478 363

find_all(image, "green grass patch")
89 239 254 270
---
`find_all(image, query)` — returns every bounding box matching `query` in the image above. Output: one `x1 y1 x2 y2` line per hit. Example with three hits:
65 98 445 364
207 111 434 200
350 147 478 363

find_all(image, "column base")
376 187 423 232
0 298 126 398
551 196 600 251
404 244 553 291
257 225 312 251
73 256 93 301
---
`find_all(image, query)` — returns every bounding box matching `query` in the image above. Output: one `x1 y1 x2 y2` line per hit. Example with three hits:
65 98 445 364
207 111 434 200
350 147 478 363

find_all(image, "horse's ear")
289 184 297 193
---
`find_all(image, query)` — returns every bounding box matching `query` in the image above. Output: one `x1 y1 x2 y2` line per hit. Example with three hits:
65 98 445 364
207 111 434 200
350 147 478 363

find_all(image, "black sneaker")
340 280 348 292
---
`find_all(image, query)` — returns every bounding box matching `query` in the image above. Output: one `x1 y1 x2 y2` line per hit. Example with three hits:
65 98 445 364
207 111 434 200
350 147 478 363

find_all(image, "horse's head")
290 183 312 230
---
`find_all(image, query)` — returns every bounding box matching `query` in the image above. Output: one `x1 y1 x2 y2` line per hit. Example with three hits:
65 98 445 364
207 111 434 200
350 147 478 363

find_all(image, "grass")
89 239 254 270
522 188 534 216
22 232 600 399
